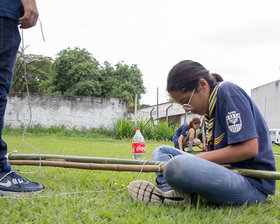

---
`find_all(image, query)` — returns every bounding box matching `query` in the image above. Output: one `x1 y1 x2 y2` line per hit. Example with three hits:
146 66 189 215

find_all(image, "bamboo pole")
8 160 164 172
8 154 161 165
7 158 280 180
228 168 280 180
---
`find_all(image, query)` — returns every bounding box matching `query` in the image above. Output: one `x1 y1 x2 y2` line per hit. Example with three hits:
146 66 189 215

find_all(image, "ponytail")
211 73 223 82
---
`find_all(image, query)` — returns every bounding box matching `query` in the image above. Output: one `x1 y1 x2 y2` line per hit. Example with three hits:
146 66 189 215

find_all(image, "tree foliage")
49 47 101 96
13 47 146 108
99 61 146 108
12 50 52 93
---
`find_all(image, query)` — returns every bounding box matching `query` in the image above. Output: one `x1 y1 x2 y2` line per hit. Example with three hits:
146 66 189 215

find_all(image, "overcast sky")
22 0 280 105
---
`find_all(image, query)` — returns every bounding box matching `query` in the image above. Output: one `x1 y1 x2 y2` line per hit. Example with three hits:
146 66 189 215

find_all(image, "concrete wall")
251 80 280 129
5 93 127 130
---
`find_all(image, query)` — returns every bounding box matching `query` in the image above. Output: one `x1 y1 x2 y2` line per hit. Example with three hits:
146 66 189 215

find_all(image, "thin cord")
39 19 45 42
0 186 129 199
0 29 43 183
8 29 43 177
1 20 170 199
0 155 170 199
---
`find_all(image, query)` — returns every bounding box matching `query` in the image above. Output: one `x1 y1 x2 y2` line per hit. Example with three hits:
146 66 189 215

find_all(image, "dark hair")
188 117 201 128
167 60 223 93
211 73 223 83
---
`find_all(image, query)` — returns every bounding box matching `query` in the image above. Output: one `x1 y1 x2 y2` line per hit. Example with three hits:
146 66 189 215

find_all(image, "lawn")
1 133 280 223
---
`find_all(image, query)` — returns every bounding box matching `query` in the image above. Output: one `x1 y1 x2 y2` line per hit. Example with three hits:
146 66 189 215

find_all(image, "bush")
152 121 176 141
112 118 176 141
3 124 113 138
112 118 135 139
4 118 177 141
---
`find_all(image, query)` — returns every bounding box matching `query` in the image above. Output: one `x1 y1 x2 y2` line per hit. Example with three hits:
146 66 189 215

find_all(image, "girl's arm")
178 135 184 151
196 138 258 164
202 132 207 151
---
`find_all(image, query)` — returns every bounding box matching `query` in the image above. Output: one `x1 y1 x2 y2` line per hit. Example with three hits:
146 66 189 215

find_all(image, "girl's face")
169 78 210 115
193 123 200 130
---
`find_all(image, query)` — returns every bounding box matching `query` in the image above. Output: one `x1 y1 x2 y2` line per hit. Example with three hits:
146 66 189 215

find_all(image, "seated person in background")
173 117 201 153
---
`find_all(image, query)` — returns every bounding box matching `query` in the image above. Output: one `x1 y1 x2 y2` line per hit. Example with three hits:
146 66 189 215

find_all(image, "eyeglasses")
183 89 195 111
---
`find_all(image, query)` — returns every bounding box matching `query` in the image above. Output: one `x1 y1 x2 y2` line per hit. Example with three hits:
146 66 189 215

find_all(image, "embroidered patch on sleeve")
214 132 225 145
226 111 242 133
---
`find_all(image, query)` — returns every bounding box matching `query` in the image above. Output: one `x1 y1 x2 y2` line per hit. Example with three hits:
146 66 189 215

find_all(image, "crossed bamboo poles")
7 154 280 180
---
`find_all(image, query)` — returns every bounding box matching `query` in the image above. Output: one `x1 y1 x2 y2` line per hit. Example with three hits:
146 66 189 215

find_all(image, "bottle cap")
136 127 140 130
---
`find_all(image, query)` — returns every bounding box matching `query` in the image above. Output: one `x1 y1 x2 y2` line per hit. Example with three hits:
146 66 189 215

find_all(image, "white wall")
251 80 280 129
5 93 127 130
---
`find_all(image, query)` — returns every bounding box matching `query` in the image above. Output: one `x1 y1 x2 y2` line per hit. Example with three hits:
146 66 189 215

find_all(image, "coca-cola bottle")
132 127 146 160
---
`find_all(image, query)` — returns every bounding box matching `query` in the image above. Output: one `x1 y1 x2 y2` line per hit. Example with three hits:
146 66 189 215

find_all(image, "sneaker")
128 180 190 206
156 184 173 192
0 171 45 196
186 149 199 154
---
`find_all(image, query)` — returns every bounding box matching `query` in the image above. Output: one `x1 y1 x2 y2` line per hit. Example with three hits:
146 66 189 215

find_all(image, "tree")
100 61 146 109
49 47 101 96
12 50 53 93
99 61 115 97
27 47 146 109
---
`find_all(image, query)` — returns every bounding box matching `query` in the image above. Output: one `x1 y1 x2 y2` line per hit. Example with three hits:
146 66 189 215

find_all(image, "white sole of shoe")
0 188 44 197
128 180 190 206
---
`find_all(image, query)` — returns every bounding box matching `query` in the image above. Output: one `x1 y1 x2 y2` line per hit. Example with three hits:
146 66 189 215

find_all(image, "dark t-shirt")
175 124 189 137
211 81 276 195
0 0 24 20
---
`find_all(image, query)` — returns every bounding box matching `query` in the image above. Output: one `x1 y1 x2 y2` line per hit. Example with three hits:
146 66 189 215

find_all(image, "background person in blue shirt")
0 0 44 195
173 117 202 153
128 60 276 206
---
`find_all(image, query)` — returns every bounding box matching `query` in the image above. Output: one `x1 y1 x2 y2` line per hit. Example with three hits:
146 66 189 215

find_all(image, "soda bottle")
132 127 146 160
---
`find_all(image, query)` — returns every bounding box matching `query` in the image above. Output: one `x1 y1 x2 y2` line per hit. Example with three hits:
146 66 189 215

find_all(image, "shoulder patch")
226 111 242 133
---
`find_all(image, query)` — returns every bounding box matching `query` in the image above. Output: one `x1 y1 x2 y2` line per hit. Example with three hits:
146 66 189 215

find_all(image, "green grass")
4 119 178 141
1 130 280 223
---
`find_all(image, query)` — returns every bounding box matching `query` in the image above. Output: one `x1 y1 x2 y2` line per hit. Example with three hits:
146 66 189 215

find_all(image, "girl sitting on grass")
128 60 276 206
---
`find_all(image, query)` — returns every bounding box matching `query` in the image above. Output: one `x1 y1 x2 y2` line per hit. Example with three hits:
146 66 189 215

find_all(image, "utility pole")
157 87 159 121
134 88 138 124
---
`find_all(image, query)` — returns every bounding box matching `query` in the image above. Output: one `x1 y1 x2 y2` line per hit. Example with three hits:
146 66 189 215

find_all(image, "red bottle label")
132 143 146 153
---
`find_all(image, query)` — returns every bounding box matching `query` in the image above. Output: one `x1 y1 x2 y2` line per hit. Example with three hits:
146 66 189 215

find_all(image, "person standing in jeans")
0 0 44 195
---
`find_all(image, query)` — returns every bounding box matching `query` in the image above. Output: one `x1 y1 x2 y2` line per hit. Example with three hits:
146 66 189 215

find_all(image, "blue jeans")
152 145 267 205
0 17 21 172
173 135 180 149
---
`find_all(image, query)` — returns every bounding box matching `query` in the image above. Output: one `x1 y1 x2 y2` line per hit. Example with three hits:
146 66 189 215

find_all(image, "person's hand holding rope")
19 0 39 29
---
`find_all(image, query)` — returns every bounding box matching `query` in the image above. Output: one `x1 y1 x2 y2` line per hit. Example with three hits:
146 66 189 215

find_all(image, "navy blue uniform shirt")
0 0 24 20
211 82 276 195
175 124 189 138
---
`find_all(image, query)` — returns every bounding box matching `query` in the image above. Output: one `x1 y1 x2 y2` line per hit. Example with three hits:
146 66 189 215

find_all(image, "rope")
0 28 43 183
19 28 42 176
0 24 160 197
0 18 178 200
